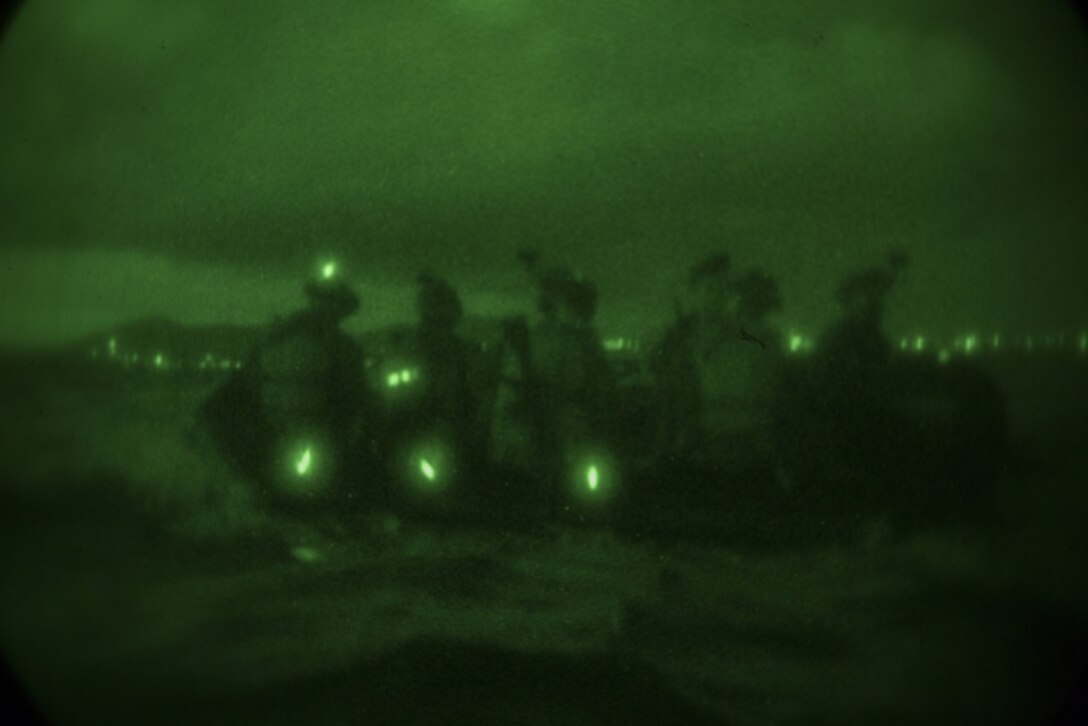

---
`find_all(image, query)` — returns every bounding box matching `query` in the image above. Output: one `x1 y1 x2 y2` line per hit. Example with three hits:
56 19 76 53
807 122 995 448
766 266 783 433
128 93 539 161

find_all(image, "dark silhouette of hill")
68 316 264 365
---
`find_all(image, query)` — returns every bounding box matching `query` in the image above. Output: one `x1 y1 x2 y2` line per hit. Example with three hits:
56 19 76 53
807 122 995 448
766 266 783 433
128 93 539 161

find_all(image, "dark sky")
1 0 1086 344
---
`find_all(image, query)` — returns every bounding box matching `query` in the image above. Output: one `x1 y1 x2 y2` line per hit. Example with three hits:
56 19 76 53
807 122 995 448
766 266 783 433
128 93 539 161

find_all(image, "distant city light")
108 337 118 357
387 371 401 387
154 353 165 368
789 334 803 353
321 261 337 280
913 336 926 352
586 465 600 492
963 335 977 355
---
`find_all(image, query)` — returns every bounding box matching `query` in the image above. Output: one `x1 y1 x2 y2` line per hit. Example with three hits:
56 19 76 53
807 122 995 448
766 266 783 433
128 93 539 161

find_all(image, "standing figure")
389 272 489 495
696 264 784 476
804 250 910 504
199 262 380 507
648 252 735 465
489 251 617 517
817 250 908 398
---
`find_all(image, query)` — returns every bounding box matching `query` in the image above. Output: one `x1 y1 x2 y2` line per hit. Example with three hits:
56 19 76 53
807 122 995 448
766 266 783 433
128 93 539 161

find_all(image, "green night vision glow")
420 458 437 482
586 465 600 492
292 546 321 564
322 261 336 280
295 447 313 476
387 371 401 387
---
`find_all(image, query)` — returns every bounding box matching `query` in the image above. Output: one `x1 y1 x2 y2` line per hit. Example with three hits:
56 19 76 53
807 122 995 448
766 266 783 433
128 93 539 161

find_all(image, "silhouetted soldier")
648 252 734 465
200 264 379 504
818 251 908 395
805 251 909 507
401 272 487 476
648 303 704 464
490 251 617 516
697 265 786 481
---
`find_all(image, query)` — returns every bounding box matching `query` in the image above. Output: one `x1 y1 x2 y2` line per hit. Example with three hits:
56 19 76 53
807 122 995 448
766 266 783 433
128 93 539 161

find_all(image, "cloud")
1 0 1084 342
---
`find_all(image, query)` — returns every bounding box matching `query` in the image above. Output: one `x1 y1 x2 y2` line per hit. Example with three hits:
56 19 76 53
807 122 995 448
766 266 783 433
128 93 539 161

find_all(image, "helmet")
537 265 598 322
688 252 731 286
835 268 895 309
734 268 782 322
417 272 463 330
304 277 359 322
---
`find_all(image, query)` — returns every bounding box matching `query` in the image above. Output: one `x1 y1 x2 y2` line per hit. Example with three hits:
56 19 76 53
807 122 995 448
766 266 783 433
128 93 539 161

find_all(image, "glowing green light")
387 371 401 387
154 353 165 368
295 447 313 476
964 335 977 355
938 349 951 364
603 338 624 352
321 261 336 280
913 336 925 352
789 334 803 353
108 337 118 357
420 458 436 481
899 337 908 351
586 465 600 491
401 368 412 382
992 335 1001 349
292 546 320 563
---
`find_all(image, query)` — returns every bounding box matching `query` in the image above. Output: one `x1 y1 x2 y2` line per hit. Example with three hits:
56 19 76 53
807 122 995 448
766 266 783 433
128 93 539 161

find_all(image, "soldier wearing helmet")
489 250 617 513
819 250 909 386
404 272 487 474
647 252 733 464
650 253 786 476
199 260 380 503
